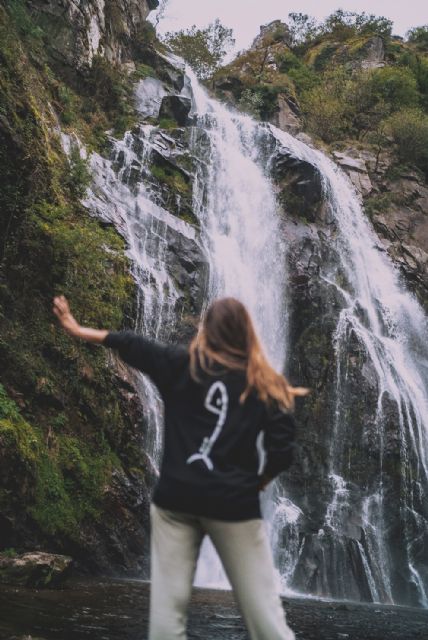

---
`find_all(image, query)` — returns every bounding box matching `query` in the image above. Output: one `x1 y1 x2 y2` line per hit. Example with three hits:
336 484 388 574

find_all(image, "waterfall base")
1 579 428 640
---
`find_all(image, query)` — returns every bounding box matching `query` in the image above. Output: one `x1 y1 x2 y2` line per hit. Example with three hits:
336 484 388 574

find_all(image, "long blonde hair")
189 297 309 410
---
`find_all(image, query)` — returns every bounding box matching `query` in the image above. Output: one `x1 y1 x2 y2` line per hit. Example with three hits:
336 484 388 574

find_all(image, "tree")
368 66 419 112
287 13 319 47
163 19 235 80
321 10 393 40
407 26 428 50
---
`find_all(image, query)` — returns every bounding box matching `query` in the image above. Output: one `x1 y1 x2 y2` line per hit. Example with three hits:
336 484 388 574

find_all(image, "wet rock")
27 0 159 70
135 77 169 119
333 151 373 196
159 95 192 127
0 552 72 588
2 580 428 640
270 147 323 221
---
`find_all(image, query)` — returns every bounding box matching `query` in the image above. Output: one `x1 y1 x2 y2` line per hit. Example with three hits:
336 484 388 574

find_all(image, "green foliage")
163 19 235 80
134 20 158 55
5 0 44 41
238 89 265 118
0 384 21 423
300 63 421 142
321 10 393 41
0 548 17 558
300 67 353 141
0 384 119 539
158 117 179 130
64 145 92 198
31 201 132 328
151 163 190 195
288 13 319 48
31 435 117 535
407 26 428 50
364 193 393 217
132 63 157 81
276 51 318 92
384 108 428 176
288 10 392 51
368 66 419 112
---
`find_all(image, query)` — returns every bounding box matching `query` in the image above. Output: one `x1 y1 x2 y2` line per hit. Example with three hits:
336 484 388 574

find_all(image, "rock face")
333 151 373 197
213 21 301 133
358 35 385 69
159 95 192 126
271 146 323 220
252 20 292 49
27 0 159 69
0 552 72 588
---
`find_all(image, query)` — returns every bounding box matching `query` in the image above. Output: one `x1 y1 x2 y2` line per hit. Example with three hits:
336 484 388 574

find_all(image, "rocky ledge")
0 552 72 589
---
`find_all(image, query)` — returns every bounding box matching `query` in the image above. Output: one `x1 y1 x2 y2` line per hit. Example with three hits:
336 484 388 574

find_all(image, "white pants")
149 504 295 640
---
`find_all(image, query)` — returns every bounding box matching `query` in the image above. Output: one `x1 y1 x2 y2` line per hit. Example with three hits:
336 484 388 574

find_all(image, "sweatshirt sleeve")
263 405 297 479
103 330 183 393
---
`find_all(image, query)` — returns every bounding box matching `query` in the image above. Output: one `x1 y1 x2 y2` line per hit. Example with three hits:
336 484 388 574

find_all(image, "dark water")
1 579 428 640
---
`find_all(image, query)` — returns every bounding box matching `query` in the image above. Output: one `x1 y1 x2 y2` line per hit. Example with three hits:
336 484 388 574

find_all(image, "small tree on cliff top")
163 19 235 80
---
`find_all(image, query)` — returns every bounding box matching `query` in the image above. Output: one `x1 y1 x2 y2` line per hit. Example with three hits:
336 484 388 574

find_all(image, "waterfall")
269 126 428 606
82 126 197 467
77 60 428 607
185 69 289 587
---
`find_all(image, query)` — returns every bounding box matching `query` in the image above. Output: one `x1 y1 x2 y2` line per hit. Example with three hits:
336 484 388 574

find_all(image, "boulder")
0 552 73 588
252 20 292 49
270 147 323 221
159 96 192 127
273 94 302 134
359 36 385 70
333 152 373 197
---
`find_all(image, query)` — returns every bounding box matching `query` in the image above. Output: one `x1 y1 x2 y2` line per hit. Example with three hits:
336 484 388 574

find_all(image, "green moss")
0 384 121 540
31 434 118 536
0 548 17 558
132 63 157 80
151 163 190 195
158 117 179 130
0 5 144 553
364 193 393 217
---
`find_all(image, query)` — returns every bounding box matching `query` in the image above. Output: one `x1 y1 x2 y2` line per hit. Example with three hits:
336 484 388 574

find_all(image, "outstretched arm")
52 295 108 344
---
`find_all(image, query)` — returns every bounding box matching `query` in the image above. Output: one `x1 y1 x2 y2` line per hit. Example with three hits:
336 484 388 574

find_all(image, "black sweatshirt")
103 331 297 521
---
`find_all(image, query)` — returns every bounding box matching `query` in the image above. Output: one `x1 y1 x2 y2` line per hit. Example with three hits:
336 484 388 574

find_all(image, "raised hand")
53 295 81 337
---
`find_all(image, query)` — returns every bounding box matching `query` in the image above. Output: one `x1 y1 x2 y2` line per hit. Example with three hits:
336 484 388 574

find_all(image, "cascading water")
185 70 290 587
269 127 428 607
81 125 199 467
77 57 428 607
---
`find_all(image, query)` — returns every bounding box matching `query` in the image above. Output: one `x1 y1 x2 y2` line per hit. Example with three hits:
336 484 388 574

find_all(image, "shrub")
300 68 353 141
238 89 265 118
384 108 428 176
368 67 419 113
65 145 92 199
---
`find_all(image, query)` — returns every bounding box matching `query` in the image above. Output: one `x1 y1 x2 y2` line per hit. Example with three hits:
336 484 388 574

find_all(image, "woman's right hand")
53 295 82 338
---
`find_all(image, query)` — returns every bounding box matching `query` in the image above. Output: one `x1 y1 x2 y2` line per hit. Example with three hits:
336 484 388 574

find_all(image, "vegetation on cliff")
0 1 156 567
213 11 428 177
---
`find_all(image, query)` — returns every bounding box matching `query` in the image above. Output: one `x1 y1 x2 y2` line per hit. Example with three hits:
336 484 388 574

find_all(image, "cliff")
0 0 161 575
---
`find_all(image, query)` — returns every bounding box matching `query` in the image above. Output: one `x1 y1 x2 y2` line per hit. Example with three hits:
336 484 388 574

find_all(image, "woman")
53 294 307 640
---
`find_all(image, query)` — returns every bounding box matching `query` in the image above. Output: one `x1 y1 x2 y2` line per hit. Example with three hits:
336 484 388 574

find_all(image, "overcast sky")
154 0 427 54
